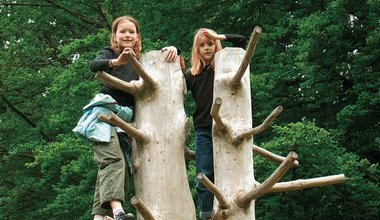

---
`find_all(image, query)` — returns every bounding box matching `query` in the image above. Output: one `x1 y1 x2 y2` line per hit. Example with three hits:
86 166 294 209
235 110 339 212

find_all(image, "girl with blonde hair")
185 28 246 219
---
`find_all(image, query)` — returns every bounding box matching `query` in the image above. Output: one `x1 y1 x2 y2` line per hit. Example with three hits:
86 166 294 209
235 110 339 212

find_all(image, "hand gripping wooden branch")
203 27 346 219
96 50 196 220
95 52 157 96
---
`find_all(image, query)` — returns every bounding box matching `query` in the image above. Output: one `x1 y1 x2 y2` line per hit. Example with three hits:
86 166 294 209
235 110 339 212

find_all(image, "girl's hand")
161 46 178 62
200 29 226 41
115 48 136 66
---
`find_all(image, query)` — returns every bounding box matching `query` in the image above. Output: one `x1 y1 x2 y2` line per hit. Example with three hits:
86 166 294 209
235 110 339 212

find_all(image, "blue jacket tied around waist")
73 93 133 142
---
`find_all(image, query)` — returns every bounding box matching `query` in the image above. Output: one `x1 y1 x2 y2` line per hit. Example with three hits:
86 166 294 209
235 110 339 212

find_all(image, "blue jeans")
195 128 214 219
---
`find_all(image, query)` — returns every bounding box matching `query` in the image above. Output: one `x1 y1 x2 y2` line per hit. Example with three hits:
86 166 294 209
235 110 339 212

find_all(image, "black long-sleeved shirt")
185 34 246 130
90 46 139 107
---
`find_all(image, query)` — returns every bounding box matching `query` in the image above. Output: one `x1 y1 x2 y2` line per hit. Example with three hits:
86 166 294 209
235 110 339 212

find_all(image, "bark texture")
132 50 196 220
212 47 256 219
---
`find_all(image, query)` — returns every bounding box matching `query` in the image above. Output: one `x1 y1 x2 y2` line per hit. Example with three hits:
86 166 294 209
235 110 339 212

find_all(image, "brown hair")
190 28 222 75
110 16 142 59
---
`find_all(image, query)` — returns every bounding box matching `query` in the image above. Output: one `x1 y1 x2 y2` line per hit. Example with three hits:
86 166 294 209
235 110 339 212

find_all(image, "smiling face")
197 35 216 66
114 20 138 49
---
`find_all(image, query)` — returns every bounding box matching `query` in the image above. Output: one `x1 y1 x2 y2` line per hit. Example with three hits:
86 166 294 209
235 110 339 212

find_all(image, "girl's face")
198 35 216 65
115 20 138 49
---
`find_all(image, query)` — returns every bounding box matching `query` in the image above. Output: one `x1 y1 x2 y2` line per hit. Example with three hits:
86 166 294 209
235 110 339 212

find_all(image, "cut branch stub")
97 112 149 144
232 106 283 145
184 118 195 161
236 151 298 208
95 71 141 94
252 144 299 167
126 52 157 88
197 173 230 210
184 146 196 161
221 210 229 219
185 117 192 138
231 26 262 88
131 195 156 220
211 97 228 134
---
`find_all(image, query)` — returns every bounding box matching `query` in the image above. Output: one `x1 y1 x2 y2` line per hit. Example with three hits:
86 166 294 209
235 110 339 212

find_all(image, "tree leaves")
0 0 378 219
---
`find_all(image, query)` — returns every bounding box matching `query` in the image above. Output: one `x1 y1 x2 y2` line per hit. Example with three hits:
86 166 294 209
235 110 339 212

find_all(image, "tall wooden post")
96 50 196 220
212 47 256 219
131 50 196 220
198 27 346 219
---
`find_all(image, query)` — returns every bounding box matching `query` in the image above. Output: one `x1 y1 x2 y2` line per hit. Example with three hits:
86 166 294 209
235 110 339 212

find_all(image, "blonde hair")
190 28 222 75
110 16 142 59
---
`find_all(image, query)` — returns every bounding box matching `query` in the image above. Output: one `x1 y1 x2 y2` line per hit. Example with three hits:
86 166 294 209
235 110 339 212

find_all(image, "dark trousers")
195 128 214 219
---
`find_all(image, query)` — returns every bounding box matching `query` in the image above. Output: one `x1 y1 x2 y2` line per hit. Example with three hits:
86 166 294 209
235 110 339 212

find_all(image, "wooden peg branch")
126 52 157 88
98 112 149 143
214 208 230 220
184 117 195 160
211 97 228 133
269 174 346 193
131 195 155 220
253 144 299 167
231 26 262 88
197 173 230 209
233 106 283 145
95 71 141 94
236 152 298 208
184 146 195 161
185 117 192 138
221 209 229 219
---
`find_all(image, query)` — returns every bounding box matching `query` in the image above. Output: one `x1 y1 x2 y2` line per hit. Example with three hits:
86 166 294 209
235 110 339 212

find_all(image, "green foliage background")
0 0 379 219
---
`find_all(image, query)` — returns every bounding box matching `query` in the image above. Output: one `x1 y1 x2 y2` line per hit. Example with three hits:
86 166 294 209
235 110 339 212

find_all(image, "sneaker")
114 212 134 220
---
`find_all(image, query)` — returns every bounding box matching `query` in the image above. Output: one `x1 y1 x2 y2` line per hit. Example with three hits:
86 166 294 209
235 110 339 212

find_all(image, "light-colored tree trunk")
96 50 196 220
200 27 346 220
131 50 196 220
212 47 256 219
